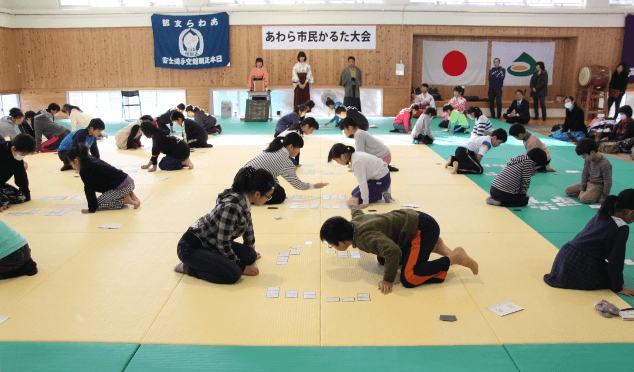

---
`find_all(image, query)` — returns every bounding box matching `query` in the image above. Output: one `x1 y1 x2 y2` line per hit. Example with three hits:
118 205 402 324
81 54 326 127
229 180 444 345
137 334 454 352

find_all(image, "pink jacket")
393 108 412 131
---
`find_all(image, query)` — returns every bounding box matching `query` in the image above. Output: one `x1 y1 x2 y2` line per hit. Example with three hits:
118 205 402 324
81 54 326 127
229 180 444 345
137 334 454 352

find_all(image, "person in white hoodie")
61 104 108 138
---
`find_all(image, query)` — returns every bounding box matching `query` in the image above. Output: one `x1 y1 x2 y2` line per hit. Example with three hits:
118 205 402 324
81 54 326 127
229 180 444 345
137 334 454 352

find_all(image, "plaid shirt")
188 189 255 267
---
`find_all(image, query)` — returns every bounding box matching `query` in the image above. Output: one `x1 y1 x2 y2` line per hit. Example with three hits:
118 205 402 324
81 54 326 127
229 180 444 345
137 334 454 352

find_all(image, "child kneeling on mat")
328 143 393 206
140 121 194 172
565 139 612 204
33 103 70 153
66 144 140 213
57 118 105 171
0 220 37 280
320 199 479 294
445 128 507 175
509 124 556 173
0 134 36 213
486 148 548 207
390 104 420 133
544 189 634 298
411 107 436 145
341 118 398 172
171 111 213 148
173 167 276 284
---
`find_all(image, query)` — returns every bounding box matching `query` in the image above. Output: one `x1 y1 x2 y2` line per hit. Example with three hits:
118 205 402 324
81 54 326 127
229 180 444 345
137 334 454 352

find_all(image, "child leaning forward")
320 199 479 294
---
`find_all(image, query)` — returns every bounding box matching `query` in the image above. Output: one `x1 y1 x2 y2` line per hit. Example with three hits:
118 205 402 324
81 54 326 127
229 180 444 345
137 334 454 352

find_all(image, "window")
410 0 583 5
0 94 20 118
67 90 186 120
209 0 381 4
609 0 632 4
59 0 182 7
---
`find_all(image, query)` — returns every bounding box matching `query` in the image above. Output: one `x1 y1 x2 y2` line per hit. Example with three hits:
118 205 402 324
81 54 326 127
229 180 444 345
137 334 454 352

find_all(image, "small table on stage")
242 91 273 121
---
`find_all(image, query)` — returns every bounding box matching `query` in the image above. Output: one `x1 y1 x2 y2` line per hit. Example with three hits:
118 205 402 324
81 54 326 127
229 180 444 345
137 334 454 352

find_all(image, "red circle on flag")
442 51 467 77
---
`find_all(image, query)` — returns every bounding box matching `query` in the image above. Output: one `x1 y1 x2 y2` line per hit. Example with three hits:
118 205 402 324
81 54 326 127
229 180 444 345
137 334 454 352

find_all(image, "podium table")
243 91 272 121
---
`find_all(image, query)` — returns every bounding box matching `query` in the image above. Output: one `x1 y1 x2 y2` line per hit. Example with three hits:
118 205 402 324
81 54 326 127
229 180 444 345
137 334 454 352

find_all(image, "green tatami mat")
504 344 634 372
0 342 139 372
53 116 399 136
124 345 518 372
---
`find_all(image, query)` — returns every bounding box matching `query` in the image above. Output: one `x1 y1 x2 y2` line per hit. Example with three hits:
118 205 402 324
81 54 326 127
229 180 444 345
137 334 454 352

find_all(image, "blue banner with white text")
151 12 230 69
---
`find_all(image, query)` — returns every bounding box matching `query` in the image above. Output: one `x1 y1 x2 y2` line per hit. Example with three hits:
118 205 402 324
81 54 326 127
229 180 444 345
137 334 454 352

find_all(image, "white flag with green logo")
491 42 555 86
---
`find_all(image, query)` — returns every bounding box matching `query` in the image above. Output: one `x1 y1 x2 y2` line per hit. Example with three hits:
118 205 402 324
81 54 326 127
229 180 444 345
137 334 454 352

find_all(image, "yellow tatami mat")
0 134 631 346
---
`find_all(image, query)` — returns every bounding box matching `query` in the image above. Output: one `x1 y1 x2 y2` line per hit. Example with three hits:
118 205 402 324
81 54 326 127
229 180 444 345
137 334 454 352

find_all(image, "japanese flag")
422 41 488 86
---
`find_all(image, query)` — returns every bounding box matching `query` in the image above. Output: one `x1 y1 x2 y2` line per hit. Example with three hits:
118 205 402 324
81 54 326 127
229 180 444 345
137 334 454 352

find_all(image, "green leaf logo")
508 52 536 77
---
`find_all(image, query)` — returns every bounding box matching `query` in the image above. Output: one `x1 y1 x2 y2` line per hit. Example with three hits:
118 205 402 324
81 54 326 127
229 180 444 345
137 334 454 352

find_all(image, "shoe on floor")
389 129 400 133
174 263 185 273
486 197 502 206
382 191 394 203
387 165 399 172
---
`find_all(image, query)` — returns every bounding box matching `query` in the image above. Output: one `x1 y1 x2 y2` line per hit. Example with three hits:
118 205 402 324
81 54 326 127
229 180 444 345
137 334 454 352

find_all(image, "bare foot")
183 159 194 170
123 195 141 209
451 247 479 275
130 191 140 203
445 158 452 168
451 162 459 174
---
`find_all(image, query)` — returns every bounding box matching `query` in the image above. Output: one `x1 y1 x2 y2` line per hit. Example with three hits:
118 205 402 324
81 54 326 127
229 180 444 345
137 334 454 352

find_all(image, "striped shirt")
470 115 493 139
581 155 612 198
523 133 551 161
245 147 313 190
188 190 254 267
491 155 534 195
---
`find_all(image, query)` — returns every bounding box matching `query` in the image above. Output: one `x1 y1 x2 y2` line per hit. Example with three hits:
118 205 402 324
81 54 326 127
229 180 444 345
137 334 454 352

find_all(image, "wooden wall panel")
0 28 21 93
19 89 67 114
10 25 624 116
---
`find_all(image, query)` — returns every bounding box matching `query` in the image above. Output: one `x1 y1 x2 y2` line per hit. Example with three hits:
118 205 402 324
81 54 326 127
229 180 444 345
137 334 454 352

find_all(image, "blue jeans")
393 122 407 133
351 173 391 204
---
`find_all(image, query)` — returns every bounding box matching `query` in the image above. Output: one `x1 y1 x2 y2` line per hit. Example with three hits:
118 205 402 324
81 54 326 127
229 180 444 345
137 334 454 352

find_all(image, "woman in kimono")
292 51 314 107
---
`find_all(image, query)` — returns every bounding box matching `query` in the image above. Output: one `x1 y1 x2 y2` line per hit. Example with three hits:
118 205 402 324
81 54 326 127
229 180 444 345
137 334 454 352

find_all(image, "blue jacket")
58 128 100 158
275 112 300 135
489 67 506 91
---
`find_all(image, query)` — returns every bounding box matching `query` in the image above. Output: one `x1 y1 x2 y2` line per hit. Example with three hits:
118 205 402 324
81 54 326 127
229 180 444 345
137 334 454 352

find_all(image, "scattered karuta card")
332 205 340 209
276 260 288 265
274 214 283 220
343 297 355 302
289 250 300 255
266 292 279 298
303 291 317 299
305 241 313 245
323 205 330 209
625 259 634 266
338 251 348 258
70 196 86 200
326 297 340 302
0 316 9 325
322 195 331 200
290 205 299 209
278 252 290 256
325 250 336 254
310 204 319 209
154 177 169 181
290 245 301 249
486 301 524 316
285 290 298 298
357 293 370 301
99 223 124 229
589 205 601 209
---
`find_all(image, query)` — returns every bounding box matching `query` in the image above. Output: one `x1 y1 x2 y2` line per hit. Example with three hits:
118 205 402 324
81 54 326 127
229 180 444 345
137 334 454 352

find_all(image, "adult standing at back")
608 63 629 118
340 56 362 112
488 58 505 120
292 51 313 107
530 61 548 121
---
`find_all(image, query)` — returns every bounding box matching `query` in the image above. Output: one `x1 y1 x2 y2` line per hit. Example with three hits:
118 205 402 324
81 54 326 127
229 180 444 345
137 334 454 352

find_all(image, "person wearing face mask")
557 96 587 134
0 134 36 213
33 103 70 153
244 132 328 205
600 106 634 143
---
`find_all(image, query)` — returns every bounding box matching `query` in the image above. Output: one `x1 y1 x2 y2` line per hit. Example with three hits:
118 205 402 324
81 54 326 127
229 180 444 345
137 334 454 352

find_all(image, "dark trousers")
488 89 503 119
188 137 212 148
438 119 449 128
177 235 256 285
608 93 624 117
265 183 286 205
0 184 26 207
448 147 483 174
41 133 68 152
413 134 434 144
381 212 450 288
0 244 38 280
503 114 529 124
158 155 186 170
351 173 391 204
490 186 529 207
533 96 547 120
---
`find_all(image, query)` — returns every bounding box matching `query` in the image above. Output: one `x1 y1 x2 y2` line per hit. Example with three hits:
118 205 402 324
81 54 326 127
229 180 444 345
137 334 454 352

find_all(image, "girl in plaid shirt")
174 167 276 284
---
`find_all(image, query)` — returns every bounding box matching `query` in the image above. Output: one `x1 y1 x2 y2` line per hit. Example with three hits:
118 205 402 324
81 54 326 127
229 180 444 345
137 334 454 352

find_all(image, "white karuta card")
290 245 301 249
486 301 524 316
343 297 355 302
305 241 313 245
154 177 169 181
625 259 634 266
310 204 319 209
357 294 370 301
285 290 298 298
327 297 340 302
289 250 300 255
0 316 9 325
590 205 601 209
303 291 317 299
323 205 330 209
290 205 299 209
276 261 288 265
325 250 336 254
99 223 124 229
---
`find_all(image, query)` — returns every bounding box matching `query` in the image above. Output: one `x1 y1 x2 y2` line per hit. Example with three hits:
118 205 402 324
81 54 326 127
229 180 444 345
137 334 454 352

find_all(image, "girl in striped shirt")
466 107 493 139
486 148 548 207
245 132 328 204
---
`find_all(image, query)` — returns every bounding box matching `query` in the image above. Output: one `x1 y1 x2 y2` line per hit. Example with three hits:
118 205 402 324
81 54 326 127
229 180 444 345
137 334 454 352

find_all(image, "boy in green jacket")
320 199 478 294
